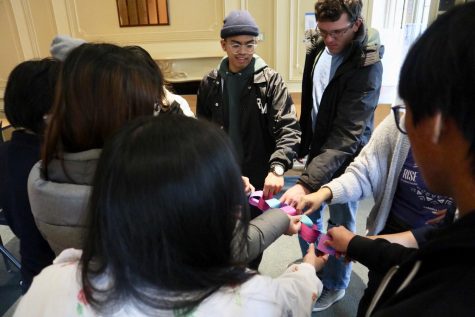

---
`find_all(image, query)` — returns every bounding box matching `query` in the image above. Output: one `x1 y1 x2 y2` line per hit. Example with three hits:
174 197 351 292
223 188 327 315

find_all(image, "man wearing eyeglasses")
197 11 300 213
281 0 383 311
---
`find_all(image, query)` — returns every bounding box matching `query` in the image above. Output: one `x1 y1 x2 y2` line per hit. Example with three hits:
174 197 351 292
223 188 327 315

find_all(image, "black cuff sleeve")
411 226 435 248
347 235 417 274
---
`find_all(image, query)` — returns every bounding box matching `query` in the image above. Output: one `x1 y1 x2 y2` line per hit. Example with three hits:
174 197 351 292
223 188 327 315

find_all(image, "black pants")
5 208 55 294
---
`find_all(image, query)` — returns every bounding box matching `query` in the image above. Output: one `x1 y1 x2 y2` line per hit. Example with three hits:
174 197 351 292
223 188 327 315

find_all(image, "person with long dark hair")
16 115 327 316
28 43 163 254
0 58 59 293
123 45 194 117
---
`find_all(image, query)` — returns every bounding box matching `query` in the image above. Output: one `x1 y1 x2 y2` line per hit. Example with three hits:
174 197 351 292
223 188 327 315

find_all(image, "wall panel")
0 0 24 111
247 0 274 67
2 0 343 112
53 0 225 59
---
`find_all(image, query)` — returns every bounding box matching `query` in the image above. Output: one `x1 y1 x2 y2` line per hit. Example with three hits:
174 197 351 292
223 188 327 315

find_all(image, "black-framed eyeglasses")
316 23 353 39
392 105 407 134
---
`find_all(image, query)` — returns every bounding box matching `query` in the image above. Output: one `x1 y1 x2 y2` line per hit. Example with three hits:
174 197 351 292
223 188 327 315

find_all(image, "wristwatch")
270 163 285 177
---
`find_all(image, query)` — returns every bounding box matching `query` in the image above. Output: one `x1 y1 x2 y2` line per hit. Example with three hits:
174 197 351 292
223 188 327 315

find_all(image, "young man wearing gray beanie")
197 10 301 213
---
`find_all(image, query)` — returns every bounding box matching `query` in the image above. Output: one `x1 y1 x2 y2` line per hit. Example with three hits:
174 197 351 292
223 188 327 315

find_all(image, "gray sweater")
325 114 410 235
28 149 289 257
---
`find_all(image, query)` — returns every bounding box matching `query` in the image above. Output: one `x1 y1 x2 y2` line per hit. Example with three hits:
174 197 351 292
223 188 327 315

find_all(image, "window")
116 0 169 27
369 0 431 103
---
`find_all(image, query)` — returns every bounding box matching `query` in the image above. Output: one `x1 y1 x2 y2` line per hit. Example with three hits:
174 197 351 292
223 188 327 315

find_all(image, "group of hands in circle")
242 173 449 272
241 176 356 273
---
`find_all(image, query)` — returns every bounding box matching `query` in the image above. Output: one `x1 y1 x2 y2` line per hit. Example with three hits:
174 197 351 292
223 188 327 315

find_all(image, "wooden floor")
1 117 13 142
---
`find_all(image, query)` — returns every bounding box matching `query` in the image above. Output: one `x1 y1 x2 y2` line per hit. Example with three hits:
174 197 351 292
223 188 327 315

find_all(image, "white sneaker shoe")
313 288 345 312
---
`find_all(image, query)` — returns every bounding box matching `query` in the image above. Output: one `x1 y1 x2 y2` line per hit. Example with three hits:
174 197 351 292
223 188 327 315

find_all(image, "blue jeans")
299 201 358 290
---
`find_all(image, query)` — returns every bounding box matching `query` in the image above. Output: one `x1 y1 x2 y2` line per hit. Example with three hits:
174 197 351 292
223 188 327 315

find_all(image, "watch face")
272 164 284 176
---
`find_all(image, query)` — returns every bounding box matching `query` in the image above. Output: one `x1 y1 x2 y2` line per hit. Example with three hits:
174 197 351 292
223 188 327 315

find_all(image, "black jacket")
299 24 384 191
347 211 475 316
0 130 55 290
196 57 301 189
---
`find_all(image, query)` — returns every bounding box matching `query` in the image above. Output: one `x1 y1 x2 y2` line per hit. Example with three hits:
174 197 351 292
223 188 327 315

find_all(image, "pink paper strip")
300 224 320 243
258 196 269 210
248 191 263 207
280 205 297 216
316 233 336 255
248 190 297 216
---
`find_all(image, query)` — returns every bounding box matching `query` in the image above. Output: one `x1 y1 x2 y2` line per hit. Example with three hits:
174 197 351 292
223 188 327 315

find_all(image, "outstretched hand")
325 226 356 259
296 187 333 215
242 176 255 196
285 215 302 235
303 243 329 272
263 173 284 197
280 184 310 208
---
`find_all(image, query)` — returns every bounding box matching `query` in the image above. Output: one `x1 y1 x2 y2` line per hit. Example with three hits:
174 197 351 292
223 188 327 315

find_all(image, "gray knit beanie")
220 10 259 39
50 35 86 61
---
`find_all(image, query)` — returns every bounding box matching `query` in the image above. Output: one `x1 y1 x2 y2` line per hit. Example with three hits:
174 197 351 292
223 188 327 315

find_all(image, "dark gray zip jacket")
299 24 384 191
196 56 301 189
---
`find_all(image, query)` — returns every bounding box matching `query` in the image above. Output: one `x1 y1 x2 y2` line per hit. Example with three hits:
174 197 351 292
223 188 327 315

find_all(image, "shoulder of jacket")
200 69 221 92
261 66 275 75
253 66 276 86
204 68 219 80
304 29 324 56
359 28 384 67
258 66 281 80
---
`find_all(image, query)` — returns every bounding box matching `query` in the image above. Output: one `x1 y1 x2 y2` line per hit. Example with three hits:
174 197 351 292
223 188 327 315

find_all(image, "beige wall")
53 0 224 58
0 0 21 110
1 0 274 110
0 0 440 112
1 0 57 111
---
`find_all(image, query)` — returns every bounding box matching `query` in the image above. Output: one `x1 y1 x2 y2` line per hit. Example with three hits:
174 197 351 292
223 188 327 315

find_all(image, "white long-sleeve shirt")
14 249 322 317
